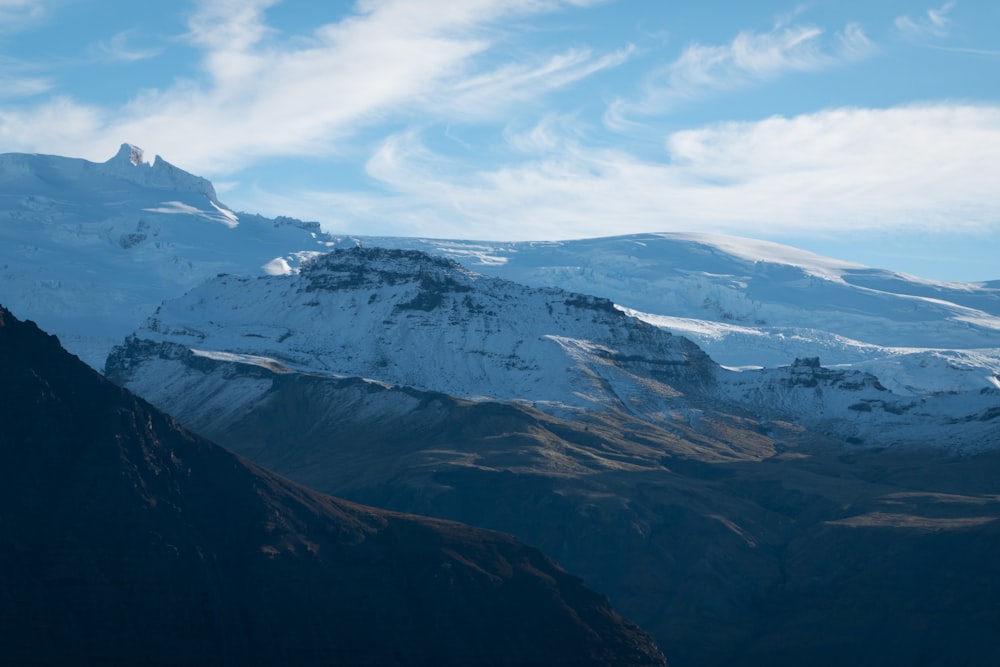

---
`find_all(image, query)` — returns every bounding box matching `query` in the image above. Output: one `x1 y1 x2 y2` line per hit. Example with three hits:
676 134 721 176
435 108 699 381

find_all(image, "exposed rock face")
0 305 666 667
109 246 718 419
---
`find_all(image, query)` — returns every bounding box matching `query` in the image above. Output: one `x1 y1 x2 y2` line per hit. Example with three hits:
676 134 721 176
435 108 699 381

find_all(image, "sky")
1 0 999 282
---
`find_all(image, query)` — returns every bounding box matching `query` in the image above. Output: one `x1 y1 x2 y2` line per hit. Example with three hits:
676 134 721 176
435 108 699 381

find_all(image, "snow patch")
210 201 239 228
191 348 294 373
144 200 239 228
262 257 293 275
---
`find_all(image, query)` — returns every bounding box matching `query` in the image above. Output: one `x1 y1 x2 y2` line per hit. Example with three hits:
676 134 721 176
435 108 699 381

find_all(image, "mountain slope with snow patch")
107 247 1000 451
349 233 1000 395
0 145 339 366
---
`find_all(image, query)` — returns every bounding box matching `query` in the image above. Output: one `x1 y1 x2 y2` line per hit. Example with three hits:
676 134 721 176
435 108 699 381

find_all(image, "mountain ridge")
3 146 999 400
108 246 1000 452
351 233 1000 394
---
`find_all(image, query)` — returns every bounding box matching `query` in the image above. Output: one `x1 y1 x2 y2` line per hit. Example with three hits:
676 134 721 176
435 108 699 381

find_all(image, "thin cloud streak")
0 0 46 33
436 45 633 122
606 20 874 129
925 45 1000 57
260 104 1000 241
895 2 956 39
94 31 164 63
0 60 50 98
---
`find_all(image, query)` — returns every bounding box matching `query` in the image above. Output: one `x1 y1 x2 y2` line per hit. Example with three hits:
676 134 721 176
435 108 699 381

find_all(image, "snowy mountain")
0 144 342 367
109 247 713 408
3 145 997 441
106 247 999 451
347 234 1000 397
3 146 998 398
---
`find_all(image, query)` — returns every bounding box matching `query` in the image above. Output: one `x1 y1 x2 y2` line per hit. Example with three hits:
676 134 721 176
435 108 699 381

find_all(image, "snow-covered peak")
660 232 866 282
112 246 714 414
99 143 219 203
0 146 337 367
115 143 146 166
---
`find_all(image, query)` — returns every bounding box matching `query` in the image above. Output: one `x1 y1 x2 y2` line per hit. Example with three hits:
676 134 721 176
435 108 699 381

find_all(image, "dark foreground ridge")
0 305 666 667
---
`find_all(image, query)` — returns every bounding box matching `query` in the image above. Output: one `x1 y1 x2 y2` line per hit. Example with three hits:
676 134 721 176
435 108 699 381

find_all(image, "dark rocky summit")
0 305 666 667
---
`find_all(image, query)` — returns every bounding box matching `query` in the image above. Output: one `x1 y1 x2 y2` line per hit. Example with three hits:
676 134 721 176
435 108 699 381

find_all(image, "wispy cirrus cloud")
0 0 46 33
606 20 874 129
433 45 633 122
0 73 50 98
93 30 164 63
256 104 1000 240
0 0 620 171
0 54 50 98
895 2 956 40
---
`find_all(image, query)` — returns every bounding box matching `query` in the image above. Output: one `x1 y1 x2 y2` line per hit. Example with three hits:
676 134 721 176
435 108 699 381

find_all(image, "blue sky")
2 0 999 282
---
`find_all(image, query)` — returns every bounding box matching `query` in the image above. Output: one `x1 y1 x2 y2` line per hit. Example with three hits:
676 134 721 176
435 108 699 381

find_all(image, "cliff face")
0 305 666 667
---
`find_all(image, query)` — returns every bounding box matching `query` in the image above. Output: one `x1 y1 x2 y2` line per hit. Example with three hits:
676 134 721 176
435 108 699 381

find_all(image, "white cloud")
3 1 996 252
895 2 956 39
606 20 874 128
186 0 279 52
262 104 1000 240
0 97 107 155
0 0 621 172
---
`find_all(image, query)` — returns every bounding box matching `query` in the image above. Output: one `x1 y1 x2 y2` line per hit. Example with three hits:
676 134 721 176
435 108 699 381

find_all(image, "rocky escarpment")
114 246 718 416
716 356 1000 450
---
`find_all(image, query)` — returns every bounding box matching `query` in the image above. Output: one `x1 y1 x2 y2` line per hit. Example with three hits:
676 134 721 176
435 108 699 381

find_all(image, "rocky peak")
301 247 477 293
100 143 220 202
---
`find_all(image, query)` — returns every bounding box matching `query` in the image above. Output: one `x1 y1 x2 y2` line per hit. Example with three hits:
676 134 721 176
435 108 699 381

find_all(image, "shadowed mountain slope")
121 343 1000 667
0 305 666 667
